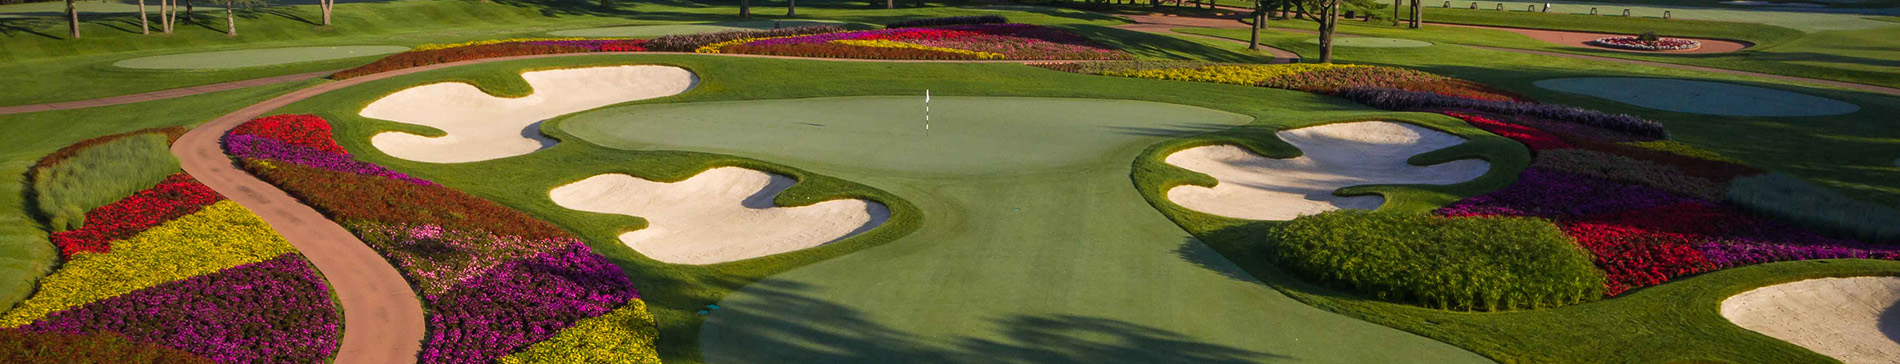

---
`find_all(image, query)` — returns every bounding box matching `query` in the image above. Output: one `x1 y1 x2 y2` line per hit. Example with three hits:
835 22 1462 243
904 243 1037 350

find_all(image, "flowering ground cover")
224 114 660 363
0 330 216 364
5 131 341 362
1589 36 1702 51
700 24 1130 60
331 38 649 79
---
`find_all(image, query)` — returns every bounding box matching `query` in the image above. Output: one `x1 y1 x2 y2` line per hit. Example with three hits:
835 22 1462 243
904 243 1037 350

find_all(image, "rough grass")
29 133 181 231
1263 210 1605 311
1728 173 1900 244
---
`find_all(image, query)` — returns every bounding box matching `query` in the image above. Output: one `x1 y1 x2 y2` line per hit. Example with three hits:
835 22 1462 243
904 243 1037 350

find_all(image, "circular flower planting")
1588 36 1701 51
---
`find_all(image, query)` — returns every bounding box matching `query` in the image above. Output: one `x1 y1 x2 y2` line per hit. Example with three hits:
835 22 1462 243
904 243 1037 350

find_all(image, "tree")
739 0 750 18
886 0 893 9
63 0 78 39
1248 0 1269 50
1302 0 1340 63
320 0 333 26
139 0 149 34
222 0 265 37
786 0 795 16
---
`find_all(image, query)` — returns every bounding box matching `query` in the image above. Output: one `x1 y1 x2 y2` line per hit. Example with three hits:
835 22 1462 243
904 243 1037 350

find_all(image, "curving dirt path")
1432 23 1752 54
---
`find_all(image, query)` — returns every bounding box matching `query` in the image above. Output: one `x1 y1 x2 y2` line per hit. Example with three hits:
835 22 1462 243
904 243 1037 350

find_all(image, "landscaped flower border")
223 114 660 364
1589 36 1701 51
698 24 1130 60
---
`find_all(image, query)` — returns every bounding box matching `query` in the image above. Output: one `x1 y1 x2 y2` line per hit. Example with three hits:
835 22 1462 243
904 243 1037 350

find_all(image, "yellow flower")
498 299 662 364
1 201 295 327
831 40 1006 59
1106 63 1366 86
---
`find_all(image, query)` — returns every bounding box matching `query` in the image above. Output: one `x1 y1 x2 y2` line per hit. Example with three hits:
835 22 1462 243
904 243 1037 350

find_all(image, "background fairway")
112 46 409 69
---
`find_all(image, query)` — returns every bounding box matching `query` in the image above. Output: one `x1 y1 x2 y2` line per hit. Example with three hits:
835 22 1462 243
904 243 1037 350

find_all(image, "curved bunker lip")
360 65 699 163
1721 276 1900 364
1164 121 1490 221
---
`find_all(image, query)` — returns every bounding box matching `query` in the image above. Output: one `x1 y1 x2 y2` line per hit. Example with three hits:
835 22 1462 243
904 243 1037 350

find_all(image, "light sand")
361 65 697 163
1164 121 1489 221
549 167 889 265
1721 276 1900 363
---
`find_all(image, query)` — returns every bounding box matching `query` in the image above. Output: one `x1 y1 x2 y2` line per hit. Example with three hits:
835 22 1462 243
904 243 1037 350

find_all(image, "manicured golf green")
559 96 1490 363
562 96 1252 175
1305 37 1434 47
111 46 409 70
1407 1 1892 31
1532 77 1860 116
549 20 852 37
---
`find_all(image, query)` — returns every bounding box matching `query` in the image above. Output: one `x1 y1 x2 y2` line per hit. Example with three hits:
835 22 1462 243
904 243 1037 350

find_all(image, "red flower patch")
230 114 348 154
1442 111 1571 150
49 174 223 258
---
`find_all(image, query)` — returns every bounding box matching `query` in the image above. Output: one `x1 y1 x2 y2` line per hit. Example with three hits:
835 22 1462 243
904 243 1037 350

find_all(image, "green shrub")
1263 210 1605 311
30 133 181 231
1727 173 1900 243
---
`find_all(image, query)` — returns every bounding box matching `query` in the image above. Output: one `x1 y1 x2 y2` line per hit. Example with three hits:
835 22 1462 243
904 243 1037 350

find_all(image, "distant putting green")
561 96 1253 175
1305 37 1434 47
112 46 409 69
548 20 850 37
1532 77 1860 116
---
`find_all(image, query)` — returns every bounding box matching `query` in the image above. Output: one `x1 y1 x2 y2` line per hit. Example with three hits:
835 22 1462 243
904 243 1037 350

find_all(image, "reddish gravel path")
1432 23 1752 54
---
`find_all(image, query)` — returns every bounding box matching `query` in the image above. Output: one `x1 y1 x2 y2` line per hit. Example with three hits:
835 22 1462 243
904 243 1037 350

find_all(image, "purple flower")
417 244 641 364
224 134 435 186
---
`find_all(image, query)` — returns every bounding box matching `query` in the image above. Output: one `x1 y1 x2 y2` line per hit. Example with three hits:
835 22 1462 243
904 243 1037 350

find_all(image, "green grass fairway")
111 46 409 69
1532 77 1861 116
1305 37 1434 47
559 96 1491 363
562 96 1252 175
548 20 854 37
1398 1 1894 32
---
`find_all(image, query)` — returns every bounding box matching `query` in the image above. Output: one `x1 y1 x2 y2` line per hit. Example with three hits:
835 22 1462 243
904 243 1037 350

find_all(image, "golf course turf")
111 46 410 70
1532 77 1862 116
548 20 856 37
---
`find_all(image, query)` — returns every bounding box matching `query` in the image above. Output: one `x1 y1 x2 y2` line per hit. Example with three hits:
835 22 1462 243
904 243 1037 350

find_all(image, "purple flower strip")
224 133 436 186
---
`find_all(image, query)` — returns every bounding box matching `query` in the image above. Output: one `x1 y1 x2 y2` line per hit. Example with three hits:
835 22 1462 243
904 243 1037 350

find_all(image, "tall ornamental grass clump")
1264 211 1606 311
1727 173 1900 243
885 15 1008 29
31 133 182 231
646 25 846 52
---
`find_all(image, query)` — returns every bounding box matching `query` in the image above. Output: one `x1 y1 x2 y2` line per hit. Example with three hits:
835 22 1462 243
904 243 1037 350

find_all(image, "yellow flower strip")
414 37 637 51
1 201 295 327
497 298 661 364
1105 63 1367 86
695 34 802 54
830 40 1007 59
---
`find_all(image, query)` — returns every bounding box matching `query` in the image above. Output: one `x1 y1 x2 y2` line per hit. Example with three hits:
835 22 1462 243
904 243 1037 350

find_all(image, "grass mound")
30 131 183 231
1263 210 1605 311
1728 173 1900 243
111 46 408 70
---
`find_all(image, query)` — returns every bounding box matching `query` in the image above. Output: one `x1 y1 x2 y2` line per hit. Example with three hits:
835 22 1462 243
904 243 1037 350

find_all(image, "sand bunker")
1721 276 1900 363
1304 37 1433 48
549 167 889 265
1534 77 1859 117
1164 121 1489 221
361 65 696 163
114 46 409 69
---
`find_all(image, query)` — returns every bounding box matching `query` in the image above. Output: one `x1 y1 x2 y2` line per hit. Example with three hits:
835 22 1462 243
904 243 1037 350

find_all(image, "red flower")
49 174 224 258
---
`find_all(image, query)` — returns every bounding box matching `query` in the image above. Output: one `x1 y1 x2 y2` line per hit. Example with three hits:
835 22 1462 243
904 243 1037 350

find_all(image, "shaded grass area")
1180 27 1900 210
0 81 310 315
263 54 1503 363
29 133 180 231
0 0 1144 105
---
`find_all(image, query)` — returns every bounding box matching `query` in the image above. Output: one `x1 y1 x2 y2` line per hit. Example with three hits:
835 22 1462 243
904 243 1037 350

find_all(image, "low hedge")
1263 210 1605 311
885 15 1009 29
646 25 845 52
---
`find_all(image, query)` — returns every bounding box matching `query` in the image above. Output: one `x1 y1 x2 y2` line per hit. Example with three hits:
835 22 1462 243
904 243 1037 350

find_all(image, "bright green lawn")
1182 27 1900 209
111 45 410 69
0 81 312 312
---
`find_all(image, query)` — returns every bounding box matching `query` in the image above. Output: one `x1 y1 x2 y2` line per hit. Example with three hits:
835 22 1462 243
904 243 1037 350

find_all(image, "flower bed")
225 114 660 363
331 39 647 80
886 15 1008 29
700 24 1130 60
0 330 215 364
1589 36 1701 51
46 174 222 258
19 255 339 363
1337 87 1669 139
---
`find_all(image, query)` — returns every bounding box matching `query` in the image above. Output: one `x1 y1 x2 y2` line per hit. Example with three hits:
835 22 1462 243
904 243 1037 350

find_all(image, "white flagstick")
924 89 931 133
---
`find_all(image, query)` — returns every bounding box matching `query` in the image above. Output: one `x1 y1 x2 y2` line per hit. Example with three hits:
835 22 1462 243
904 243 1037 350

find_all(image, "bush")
1335 87 1670 139
48 174 222 258
886 15 1009 29
30 133 183 231
1264 210 1605 311
0 330 214 364
1728 173 1900 243
646 25 845 52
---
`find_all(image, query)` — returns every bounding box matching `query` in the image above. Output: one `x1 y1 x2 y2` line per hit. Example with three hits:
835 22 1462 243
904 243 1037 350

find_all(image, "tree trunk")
1248 4 1261 50
186 0 194 22
65 0 79 39
1393 0 1401 24
224 0 234 37
320 0 331 26
600 0 610 9
1317 2 1335 63
739 0 750 18
886 0 893 9
1410 0 1421 28
139 0 149 34
787 0 795 16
